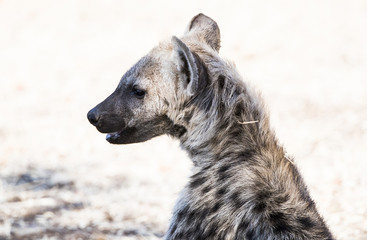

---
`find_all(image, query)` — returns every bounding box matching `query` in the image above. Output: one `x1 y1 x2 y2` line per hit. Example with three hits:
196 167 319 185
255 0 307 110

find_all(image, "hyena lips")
88 13 334 240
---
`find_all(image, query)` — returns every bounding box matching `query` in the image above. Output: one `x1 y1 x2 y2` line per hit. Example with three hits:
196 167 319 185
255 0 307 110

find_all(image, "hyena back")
87 14 334 240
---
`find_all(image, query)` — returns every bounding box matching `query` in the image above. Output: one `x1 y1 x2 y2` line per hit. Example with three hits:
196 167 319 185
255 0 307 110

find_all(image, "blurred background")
0 0 366 239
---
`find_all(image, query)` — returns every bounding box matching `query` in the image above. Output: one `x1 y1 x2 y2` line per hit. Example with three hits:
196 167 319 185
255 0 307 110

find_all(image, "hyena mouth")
105 127 139 145
106 131 121 143
104 123 130 144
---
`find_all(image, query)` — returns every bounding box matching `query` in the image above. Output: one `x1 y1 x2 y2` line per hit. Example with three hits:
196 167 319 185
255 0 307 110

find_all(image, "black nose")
87 108 100 127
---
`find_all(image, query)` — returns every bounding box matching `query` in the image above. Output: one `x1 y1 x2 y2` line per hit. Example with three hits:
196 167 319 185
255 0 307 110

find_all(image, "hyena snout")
87 102 127 134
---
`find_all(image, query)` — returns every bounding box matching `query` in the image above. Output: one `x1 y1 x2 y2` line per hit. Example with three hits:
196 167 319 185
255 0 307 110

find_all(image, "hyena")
87 14 334 240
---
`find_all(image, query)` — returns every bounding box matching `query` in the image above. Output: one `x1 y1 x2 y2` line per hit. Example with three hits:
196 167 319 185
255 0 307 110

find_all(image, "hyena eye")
132 87 146 99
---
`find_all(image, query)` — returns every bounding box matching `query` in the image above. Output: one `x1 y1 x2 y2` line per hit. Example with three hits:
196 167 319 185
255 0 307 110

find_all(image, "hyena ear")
184 13 221 52
171 36 199 96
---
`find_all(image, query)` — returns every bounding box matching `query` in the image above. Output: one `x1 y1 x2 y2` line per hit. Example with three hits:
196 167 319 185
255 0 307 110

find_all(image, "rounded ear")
171 36 199 96
184 13 221 52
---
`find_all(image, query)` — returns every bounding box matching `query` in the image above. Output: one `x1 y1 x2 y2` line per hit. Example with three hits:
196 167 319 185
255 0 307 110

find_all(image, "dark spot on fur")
230 128 243 140
218 75 226 90
234 101 244 118
274 194 290 205
218 164 231 174
184 208 210 232
176 231 184 239
235 149 256 164
256 191 272 202
304 199 316 212
298 216 316 229
188 147 198 156
211 201 222 214
245 228 256 240
190 176 207 189
235 217 251 240
253 201 267 213
218 169 229 182
163 98 169 106
269 211 293 233
230 191 244 209
190 225 206 240
187 210 196 223
202 207 210 217
239 149 255 159
201 185 212 195
238 217 250 231
216 186 227 197
176 205 189 222
169 124 187 138
274 222 293 233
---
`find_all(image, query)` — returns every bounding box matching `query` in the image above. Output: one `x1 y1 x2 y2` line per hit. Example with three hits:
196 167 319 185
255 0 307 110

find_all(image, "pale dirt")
0 1 366 239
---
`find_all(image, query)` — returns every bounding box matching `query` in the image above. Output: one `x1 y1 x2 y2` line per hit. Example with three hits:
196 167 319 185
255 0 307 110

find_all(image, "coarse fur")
87 14 334 240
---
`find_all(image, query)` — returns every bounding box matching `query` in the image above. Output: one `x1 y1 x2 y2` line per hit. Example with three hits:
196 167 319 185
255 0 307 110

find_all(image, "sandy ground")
0 0 366 239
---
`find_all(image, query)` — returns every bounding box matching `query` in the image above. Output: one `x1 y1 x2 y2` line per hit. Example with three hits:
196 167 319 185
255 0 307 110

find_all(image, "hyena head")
87 13 220 144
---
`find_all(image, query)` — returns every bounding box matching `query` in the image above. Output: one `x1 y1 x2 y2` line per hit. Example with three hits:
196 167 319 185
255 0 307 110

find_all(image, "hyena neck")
179 72 280 169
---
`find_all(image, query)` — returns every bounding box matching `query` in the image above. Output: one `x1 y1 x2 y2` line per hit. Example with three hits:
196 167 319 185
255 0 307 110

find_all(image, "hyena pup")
87 14 334 240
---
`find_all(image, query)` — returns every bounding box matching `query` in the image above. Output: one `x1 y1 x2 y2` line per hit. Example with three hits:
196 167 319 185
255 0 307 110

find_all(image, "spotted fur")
87 13 334 240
